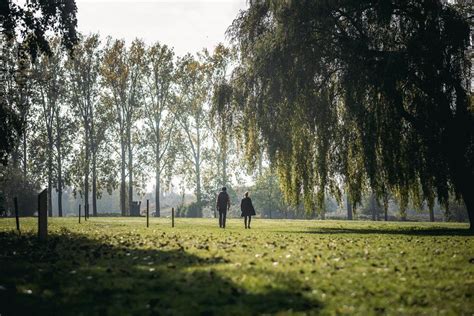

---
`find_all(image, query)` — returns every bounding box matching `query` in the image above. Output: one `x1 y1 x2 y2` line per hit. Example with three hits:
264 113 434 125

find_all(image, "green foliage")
225 0 474 227
0 0 78 165
0 218 472 314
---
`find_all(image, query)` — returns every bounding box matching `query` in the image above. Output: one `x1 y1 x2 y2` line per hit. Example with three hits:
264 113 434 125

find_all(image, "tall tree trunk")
56 118 63 217
47 133 53 217
196 165 202 217
195 122 202 217
370 193 377 221
155 126 161 217
22 131 27 179
346 193 353 220
383 193 389 221
120 140 126 216
92 150 98 217
57 152 63 217
155 167 160 217
128 129 133 216
84 129 90 218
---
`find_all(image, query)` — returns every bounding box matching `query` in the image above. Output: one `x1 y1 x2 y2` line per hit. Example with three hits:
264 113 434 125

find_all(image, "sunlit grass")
0 217 472 315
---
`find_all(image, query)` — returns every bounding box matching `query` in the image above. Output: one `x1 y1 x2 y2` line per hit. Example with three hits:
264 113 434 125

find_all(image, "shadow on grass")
280 226 473 236
0 231 320 315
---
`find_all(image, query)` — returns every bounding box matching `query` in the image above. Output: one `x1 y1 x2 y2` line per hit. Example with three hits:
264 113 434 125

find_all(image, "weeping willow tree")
220 0 473 228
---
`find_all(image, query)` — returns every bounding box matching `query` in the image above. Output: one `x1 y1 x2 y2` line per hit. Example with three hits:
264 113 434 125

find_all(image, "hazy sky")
76 0 247 56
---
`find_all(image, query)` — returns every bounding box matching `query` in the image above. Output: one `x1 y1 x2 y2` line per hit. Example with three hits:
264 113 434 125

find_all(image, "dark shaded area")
280 226 473 237
0 231 320 315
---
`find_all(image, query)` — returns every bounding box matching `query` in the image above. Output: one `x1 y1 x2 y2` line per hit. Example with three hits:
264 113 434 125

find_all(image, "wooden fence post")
146 199 149 228
38 189 48 240
14 197 20 233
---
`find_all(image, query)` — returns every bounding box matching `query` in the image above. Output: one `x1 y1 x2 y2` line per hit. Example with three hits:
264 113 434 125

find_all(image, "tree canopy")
1 0 78 166
224 0 474 228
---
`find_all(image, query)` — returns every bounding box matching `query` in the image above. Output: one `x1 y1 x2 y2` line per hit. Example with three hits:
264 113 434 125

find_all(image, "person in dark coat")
216 187 230 228
241 191 256 229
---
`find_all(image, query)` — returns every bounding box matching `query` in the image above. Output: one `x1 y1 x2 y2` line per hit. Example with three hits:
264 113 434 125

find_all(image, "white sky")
76 0 247 56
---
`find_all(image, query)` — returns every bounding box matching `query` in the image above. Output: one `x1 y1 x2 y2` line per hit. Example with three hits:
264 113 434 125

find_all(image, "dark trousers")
218 209 227 228
244 216 252 228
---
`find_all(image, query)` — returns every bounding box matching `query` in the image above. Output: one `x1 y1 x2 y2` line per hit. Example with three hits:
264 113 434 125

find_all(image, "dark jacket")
216 191 230 211
240 197 256 217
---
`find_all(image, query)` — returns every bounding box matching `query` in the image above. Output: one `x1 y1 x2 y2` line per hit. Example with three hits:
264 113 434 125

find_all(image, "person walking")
216 187 230 228
241 191 256 229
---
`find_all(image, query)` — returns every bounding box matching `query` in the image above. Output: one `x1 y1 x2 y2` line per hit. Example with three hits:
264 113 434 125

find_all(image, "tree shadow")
278 226 473 237
0 231 321 315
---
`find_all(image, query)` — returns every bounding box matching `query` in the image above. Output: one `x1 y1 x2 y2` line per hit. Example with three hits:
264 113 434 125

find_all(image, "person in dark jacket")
216 187 230 228
241 191 256 229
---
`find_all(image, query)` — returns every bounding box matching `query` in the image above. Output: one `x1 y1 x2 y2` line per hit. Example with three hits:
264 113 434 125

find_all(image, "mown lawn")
0 217 473 315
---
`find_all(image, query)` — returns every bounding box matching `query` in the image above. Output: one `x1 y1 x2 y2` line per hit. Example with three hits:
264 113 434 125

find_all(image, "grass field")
0 217 473 315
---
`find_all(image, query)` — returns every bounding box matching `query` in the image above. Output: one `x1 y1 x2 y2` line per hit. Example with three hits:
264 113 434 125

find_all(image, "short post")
172 207 175 228
79 204 81 223
146 199 149 228
38 189 48 240
14 197 20 233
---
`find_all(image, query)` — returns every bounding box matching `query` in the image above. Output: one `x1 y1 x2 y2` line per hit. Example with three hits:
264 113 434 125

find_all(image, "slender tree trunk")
22 131 27 178
155 125 161 217
84 129 90 218
195 122 202 217
120 139 126 216
383 194 389 221
92 150 98 217
128 128 133 217
370 193 377 221
57 152 63 217
155 167 160 217
346 193 353 220
47 133 53 217
196 165 202 217
56 117 63 217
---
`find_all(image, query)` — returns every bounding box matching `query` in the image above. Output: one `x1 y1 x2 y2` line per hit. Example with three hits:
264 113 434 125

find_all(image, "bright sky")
76 0 247 56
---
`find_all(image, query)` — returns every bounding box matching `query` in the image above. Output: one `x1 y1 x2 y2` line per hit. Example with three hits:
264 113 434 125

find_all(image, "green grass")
0 217 473 315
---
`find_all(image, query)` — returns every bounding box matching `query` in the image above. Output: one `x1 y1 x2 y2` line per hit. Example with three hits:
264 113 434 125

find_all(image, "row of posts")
12 191 176 240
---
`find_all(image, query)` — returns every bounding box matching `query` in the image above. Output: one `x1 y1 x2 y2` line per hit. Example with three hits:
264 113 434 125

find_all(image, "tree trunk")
346 193 353 220
195 122 202 217
196 166 202 217
383 194 389 221
84 130 90 219
370 193 377 221
463 195 474 232
429 207 435 222
47 134 53 217
155 168 161 217
120 140 126 216
22 131 27 179
92 150 98 217
56 121 63 217
57 155 63 217
128 129 133 217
